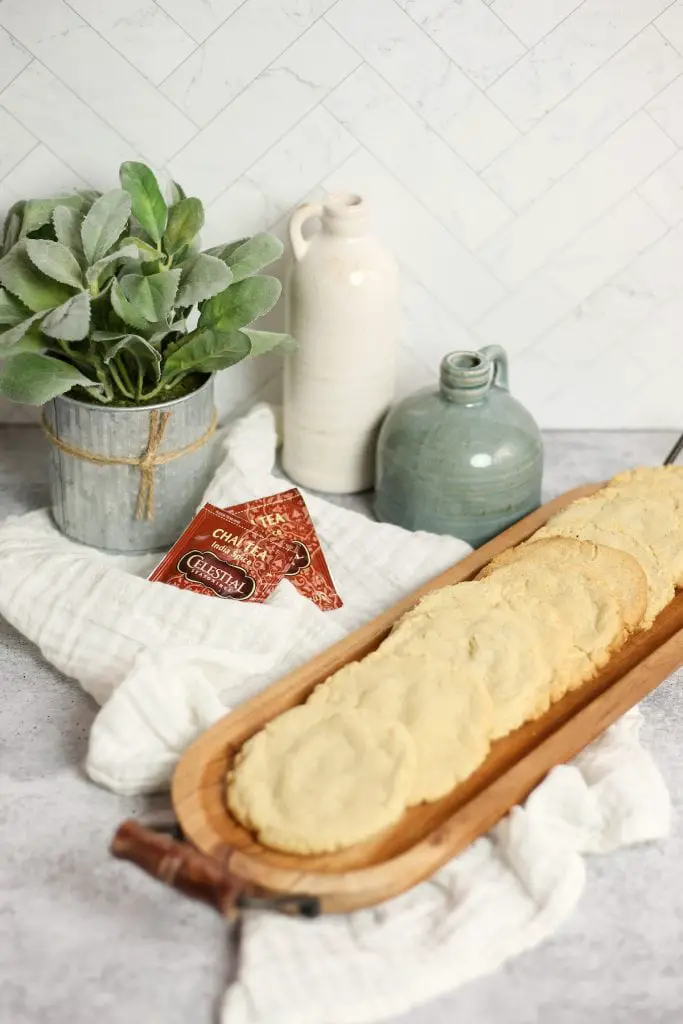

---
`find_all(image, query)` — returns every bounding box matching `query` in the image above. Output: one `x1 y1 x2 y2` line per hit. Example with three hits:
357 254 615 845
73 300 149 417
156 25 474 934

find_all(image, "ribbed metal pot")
43 375 216 553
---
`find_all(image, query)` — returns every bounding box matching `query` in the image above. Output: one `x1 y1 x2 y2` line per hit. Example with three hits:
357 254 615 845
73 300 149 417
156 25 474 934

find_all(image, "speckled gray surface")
1 426 682 1024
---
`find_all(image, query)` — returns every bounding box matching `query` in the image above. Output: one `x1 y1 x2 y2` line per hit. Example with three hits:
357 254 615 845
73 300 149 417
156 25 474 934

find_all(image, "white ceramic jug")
283 193 398 493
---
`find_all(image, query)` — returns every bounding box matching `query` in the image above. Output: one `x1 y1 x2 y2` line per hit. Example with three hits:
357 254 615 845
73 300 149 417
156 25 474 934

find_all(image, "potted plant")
0 161 292 552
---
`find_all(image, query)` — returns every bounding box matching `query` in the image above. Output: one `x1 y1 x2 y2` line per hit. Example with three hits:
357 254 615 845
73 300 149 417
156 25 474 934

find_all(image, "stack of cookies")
226 467 683 855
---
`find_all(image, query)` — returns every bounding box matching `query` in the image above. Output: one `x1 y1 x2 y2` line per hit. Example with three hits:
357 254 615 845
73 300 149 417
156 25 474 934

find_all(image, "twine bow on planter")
41 407 218 521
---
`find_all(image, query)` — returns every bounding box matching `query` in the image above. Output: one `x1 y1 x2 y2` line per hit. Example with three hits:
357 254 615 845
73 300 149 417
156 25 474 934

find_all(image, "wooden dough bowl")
112 483 683 917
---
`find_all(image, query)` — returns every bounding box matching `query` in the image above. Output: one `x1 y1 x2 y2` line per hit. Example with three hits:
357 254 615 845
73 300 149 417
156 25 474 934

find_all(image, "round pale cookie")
226 705 416 854
379 580 508 668
606 466 683 512
478 560 625 705
386 580 502 640
602 468 683 586
362 577 550 743
419 602 548 741
390 578 553 737
309 647 494 804
535 492 675 626
478 536 647 633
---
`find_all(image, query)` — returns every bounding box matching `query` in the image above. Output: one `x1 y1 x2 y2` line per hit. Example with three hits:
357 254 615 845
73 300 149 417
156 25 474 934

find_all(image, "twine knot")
134 409 172 520
41 405 218 522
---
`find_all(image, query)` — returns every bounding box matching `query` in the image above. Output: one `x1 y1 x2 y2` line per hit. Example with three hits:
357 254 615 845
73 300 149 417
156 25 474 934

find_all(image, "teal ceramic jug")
374 345 543 547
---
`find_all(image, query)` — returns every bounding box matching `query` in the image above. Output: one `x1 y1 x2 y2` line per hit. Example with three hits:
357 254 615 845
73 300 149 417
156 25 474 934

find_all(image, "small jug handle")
289 202 324 261
479 344 509 391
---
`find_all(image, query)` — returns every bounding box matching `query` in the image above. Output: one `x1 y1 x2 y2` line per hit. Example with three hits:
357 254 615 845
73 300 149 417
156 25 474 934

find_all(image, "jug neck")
440 351 492 404
322 193 367 238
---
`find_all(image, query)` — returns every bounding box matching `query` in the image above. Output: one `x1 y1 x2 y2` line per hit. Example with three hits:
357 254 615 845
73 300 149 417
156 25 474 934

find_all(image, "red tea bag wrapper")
148 504 297 603
228 488 342 611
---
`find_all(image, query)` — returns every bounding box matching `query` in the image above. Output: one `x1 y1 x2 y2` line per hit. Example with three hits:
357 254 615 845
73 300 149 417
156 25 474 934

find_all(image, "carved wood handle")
111 819 246 919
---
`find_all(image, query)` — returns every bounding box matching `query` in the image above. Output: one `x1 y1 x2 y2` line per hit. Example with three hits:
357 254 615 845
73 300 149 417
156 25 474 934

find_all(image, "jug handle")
289 202 324 261
480 345 509 391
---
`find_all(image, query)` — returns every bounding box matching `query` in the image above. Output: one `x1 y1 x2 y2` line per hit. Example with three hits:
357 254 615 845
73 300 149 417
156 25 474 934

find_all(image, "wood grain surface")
170 483 683 913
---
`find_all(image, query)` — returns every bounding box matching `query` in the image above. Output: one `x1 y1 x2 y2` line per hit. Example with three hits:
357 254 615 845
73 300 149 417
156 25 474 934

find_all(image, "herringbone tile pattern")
1 0 682 428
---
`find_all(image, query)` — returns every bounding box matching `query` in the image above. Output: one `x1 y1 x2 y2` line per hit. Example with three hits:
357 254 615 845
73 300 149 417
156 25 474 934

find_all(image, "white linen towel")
0 403 671 1024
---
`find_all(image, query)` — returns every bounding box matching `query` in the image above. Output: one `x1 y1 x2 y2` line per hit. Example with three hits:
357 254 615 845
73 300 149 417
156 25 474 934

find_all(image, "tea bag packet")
228 488 343 611
149 504 297 603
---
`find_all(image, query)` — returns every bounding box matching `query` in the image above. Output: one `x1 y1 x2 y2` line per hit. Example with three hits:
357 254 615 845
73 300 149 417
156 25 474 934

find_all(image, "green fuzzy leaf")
199 275 281 332
0 286 29 326
102 333 161 383
204 237 248 262
3 202 24 254
120 269 180 323
77 189 102 206
20 199 56 236
120 162 167 245
117 235 160 261
172 237 201 271
164 198 204 254
41 291 90 341
81 189 131 264
155 318 187 341
241 329 296 357
3 213 22 253
0 243 75 312
0 311 45 350
176 253 231 307
161 324 191 359
0 329 47 357
164 327 250 377
85 244 139 287
171 244 190 267
169 180 186 205
91 330 126 342
215 233 283 282
141 257 165 277
111 278 150 332
21 195 86 237
53 205 84 257
0 352 96 405
25 239 84 289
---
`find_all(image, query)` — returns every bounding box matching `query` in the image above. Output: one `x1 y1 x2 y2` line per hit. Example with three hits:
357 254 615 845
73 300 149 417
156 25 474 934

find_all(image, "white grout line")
61 0 201 127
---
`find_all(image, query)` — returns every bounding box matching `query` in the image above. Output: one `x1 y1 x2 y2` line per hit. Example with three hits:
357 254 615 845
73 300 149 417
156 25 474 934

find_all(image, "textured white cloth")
0 404 671 1024
223 711 670 1024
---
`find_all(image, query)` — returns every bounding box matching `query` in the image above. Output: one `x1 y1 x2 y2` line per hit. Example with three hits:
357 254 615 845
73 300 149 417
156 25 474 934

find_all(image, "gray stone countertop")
1 425 682 1024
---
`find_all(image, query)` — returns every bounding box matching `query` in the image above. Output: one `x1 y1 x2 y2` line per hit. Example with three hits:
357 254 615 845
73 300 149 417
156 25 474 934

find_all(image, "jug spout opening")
445 352 484 370
326 192 364 212
322 193 367 236
440 350 491 401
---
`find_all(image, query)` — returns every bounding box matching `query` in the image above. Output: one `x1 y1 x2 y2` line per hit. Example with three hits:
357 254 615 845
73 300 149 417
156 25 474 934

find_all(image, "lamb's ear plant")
0 161 293 406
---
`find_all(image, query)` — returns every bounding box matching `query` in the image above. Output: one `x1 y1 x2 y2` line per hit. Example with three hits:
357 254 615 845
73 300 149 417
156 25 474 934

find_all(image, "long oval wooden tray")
151 482 683 913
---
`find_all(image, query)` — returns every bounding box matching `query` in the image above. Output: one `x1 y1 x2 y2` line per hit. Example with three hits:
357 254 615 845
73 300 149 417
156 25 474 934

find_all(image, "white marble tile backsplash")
154 0 244 45
325 64 513 248
67 0 196 86
0 24 31 91
487 0 673 130
639 150 683 226
0 0 682 428
489 0 584 48
168 20 360 203
482 27 683 211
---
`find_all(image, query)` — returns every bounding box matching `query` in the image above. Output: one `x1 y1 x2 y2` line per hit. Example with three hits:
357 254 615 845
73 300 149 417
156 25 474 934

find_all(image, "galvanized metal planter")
43 375 217 553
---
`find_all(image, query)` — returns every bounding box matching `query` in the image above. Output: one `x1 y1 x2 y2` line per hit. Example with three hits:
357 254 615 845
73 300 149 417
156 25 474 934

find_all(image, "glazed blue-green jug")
374 345 543 547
